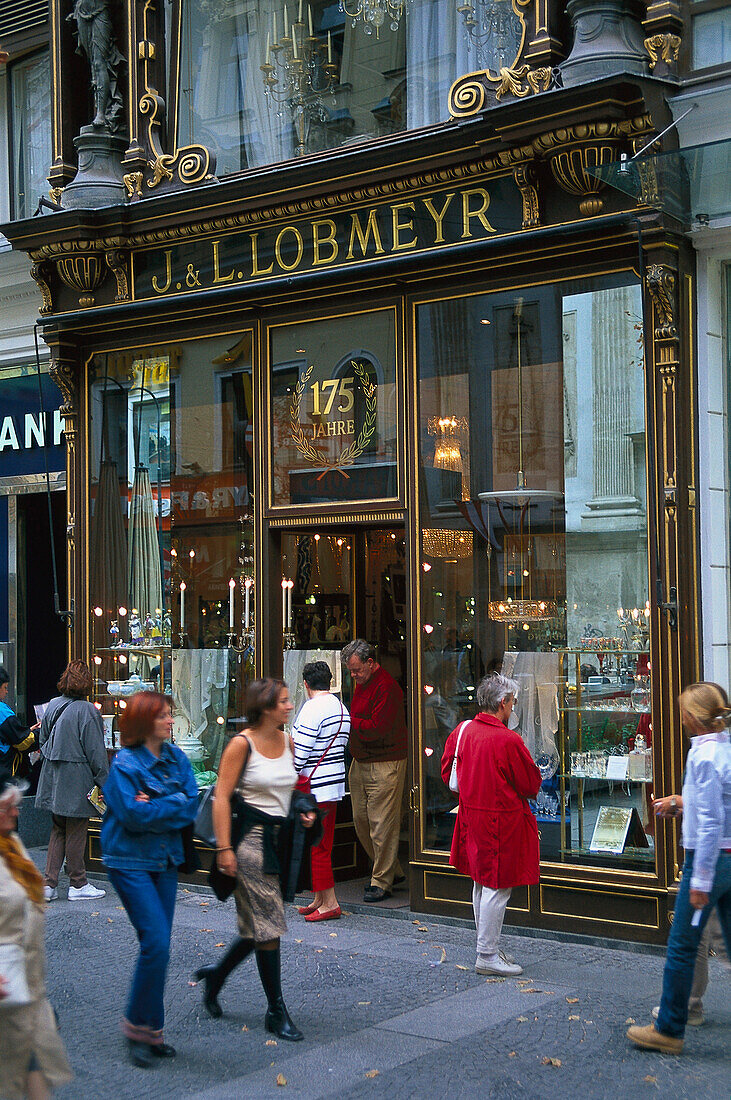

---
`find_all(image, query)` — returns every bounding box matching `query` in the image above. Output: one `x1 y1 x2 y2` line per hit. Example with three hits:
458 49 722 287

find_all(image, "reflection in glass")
9 51 52 220
417 278 654 870
88 334 255 778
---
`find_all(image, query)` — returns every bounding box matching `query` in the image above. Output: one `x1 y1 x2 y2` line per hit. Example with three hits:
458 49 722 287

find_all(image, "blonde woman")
0 779 72 1099
627 682 731 1054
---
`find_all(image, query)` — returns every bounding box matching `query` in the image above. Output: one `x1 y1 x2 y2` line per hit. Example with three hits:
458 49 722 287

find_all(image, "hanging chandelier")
487 596 558 623
422 529 473 559
456 0 524 70
340 0 411 36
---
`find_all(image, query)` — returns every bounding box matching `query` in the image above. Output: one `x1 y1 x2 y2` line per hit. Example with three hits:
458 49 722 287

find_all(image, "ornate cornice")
644 33 681 73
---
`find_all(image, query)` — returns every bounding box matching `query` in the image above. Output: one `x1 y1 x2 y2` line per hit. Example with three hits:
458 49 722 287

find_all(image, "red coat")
441 713 542 889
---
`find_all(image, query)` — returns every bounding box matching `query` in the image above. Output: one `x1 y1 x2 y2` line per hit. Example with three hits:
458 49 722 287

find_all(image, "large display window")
415 275 655 872
86 332 255 780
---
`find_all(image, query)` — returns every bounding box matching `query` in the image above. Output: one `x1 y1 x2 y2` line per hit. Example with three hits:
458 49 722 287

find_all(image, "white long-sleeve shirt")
681 730 731 892
292 694 350 803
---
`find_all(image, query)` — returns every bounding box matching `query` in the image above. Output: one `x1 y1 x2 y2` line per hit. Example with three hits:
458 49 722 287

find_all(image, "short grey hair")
0 781 26 808
476 673 519 713
341 639 376 665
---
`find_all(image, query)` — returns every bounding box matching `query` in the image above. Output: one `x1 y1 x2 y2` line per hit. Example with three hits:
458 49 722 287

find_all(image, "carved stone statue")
67 0 125 132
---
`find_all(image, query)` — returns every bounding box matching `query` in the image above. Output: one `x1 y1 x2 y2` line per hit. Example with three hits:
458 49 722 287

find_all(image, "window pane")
9 51 51 220
177 0 525 172
269 309 399 508
88 333 255 775
417 278 655 872
693 10 731 69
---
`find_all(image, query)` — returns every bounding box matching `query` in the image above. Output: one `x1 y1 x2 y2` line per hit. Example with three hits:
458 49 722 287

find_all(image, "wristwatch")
670 796 678 815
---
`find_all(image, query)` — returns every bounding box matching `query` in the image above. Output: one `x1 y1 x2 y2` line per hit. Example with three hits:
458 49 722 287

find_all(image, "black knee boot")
255 945 303 1041
195 937 253 1018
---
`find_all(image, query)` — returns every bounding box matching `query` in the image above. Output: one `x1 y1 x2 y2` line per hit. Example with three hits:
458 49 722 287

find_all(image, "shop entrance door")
279 525 409 898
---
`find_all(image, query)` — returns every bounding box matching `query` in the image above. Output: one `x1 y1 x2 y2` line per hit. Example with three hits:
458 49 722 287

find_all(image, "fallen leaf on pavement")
643 1076 657 1084
455 965 469 971
566 997 579 1004
364 1070 379 1079
199 929 214 933
412 920 421 925
188 981 198 987
295 939 303 944
276 1073 287 1086
241 1025 248 1032
541 1057 562 1067
91 912 99 916
568 1015 580 1021
329 933 337 938
484 977 506 983
625 1017 636 1025
417 926 429 932
508 1051 517 1057
516 1016 529 1023
520 988 543 994
584 1020 593 1025
266 1039 277 1046
357 1001 371 1005
215 943 225 948
315 949 323 953
107 918 113 923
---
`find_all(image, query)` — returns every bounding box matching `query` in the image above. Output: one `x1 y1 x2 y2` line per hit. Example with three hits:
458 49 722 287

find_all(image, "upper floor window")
9 50 51 220
689 1 731 70
175 0 526 175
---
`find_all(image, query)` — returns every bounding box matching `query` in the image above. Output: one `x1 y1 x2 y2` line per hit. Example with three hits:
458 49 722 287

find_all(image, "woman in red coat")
441 673 541 976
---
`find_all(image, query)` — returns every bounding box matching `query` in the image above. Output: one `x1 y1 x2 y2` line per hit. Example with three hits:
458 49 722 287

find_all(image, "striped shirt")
292 694 350 804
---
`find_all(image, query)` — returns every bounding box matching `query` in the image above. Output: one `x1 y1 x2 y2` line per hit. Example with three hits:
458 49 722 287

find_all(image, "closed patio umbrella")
128 463 162 620
90 458 128 617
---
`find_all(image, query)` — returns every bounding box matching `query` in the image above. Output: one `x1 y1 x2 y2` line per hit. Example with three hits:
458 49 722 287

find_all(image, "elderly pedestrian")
0 778 73 1099
627 681 731 1054
292 661 350 922
441 673 541 976
342 639 407 903
35 660 109 902
101 692 198 1068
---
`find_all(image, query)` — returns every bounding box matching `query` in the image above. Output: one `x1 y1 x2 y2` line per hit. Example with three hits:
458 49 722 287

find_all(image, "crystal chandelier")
340 0 411 37
456 0 523 71
422 529 473 559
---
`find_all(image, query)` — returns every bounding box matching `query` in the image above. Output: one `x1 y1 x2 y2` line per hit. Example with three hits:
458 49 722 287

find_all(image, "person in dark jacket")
196 678 317 1040
35 660 109 902
0 667 38 787
101 691 198 1068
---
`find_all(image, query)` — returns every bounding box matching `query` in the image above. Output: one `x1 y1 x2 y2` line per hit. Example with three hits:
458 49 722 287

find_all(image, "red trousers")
310 802 337 891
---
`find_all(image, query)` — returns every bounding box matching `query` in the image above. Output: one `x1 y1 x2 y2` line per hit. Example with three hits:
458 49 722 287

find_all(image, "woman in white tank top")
197 679 316 1042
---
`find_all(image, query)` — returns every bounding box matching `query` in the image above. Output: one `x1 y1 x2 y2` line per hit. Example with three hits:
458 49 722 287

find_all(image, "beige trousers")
349 758 407 890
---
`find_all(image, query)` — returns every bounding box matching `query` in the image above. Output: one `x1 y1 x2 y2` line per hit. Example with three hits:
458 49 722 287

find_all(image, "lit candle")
292 26 298 57
287 580 294 629
266 30 271 63
245 577 251 629
179 582 186 633
229 578 235 629
308 4 313 36
327 29 332 62
282 578 287 628
284 3 289 36
298 0 302 23
273 9 278 43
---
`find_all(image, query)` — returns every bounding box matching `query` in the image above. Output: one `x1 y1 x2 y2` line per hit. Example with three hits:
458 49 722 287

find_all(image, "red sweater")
349 666 407 763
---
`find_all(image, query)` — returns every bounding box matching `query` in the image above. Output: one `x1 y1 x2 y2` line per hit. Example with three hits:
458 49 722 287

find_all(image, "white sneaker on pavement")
652 1003 705 1026
68 883 106 900
43 886 58 901
475 953 523 976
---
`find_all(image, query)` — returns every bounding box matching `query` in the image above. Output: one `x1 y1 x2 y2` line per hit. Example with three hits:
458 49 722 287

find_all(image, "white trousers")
472 882 512 958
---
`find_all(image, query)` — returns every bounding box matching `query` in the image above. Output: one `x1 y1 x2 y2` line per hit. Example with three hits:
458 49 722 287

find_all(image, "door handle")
409 785 419 814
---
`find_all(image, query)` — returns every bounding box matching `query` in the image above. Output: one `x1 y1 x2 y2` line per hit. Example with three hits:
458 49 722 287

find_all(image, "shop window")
268 308 400 509
8 49 51 220
173 0 526 173
688 1 731 70
416 277 655 872
87 333 255 781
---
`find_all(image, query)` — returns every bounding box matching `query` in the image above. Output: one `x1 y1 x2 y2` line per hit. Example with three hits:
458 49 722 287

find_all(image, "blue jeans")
108 868 178 1034
656 850 731 1037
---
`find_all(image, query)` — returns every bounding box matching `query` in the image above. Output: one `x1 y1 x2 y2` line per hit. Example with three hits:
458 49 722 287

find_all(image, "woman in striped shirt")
292 662 350 922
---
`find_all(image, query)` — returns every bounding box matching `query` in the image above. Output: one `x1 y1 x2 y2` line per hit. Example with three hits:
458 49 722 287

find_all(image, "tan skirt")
234 825 287 943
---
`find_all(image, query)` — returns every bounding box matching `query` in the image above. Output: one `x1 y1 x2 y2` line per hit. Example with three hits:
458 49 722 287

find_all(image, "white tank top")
237 734 297 817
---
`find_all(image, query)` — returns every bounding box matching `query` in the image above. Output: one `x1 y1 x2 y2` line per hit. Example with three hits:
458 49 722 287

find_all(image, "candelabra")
340 0 410 36
616 604 651 650
261 3 337 157
456 0 523 71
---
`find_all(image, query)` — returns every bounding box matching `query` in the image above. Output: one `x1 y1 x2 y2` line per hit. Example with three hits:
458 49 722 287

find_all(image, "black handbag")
193 784 216 847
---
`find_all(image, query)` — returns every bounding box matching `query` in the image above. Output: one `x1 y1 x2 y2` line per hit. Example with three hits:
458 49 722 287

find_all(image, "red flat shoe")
298 902 319 915
304 906 341 923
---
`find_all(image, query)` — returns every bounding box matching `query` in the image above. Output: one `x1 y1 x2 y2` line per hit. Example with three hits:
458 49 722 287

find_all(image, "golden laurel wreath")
289 359 377 479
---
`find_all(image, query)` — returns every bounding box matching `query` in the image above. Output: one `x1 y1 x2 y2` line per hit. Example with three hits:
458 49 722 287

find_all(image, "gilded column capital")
646 264 677 342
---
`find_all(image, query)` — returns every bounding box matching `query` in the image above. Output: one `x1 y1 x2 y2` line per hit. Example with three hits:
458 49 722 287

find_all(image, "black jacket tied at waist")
209 789 322 902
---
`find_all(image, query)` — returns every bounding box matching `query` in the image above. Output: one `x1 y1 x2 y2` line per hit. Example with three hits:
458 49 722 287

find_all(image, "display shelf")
561 705 650 714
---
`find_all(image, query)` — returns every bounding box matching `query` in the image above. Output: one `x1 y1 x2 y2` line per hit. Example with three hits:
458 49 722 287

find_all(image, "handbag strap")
454 720 470 757
305 704 345 781
42 699 74 758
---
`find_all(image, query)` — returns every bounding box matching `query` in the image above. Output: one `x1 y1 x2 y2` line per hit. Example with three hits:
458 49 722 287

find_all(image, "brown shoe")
627 1023 683 1054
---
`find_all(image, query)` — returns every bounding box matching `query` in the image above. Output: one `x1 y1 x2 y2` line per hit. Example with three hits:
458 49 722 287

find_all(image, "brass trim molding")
268 510 404 529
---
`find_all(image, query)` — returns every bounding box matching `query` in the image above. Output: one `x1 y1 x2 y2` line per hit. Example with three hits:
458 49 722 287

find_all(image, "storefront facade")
3 0 707 942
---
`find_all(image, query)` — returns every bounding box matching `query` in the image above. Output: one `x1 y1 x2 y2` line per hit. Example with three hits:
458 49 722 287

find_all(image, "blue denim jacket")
101 742 199 871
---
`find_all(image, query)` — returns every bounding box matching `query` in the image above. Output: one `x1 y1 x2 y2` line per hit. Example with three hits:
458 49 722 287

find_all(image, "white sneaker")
68 883 106 900
652 1003 705 1026
43 886 58 901
475 953 523 976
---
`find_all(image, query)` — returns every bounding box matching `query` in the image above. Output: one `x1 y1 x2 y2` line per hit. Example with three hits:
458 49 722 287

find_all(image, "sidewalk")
35 860 729 1100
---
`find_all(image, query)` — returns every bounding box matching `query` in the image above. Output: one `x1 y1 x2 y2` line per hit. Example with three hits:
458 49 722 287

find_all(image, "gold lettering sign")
289 360 376 479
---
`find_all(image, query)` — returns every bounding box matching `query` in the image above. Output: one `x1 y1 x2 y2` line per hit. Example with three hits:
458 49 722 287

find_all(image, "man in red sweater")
342 639 407 902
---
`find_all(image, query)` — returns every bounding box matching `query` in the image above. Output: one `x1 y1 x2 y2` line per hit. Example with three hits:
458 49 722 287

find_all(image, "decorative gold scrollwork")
123 172 144 198
644 33 681 72
105 249 130 302
646 265 677 341
448 63 553 116
448 73 486 119
49 357 77 416
513 163 541 228
30 259 53 315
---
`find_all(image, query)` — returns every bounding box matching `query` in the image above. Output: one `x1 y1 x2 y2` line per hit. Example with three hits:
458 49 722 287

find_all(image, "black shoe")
149 1043 176 1058
363 885 391 903
265 1001 304 1042
126 1040 155 1069
195 965 223 1018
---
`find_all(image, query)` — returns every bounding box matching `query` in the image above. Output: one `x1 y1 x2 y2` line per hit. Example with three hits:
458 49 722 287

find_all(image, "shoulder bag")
448 721 470 795
194 734 250 847
294 704 345 795
0 943 32 1009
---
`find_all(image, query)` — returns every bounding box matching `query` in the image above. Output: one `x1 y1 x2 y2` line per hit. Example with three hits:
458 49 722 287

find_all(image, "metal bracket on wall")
659 586 678 630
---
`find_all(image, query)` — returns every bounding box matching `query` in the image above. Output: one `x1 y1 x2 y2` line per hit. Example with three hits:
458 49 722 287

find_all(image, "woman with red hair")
101 692 198 1069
